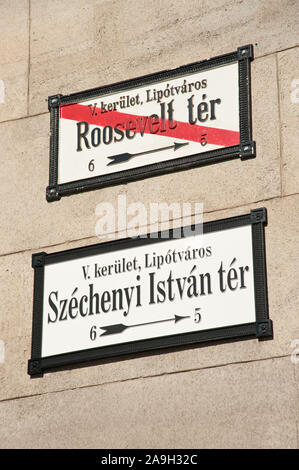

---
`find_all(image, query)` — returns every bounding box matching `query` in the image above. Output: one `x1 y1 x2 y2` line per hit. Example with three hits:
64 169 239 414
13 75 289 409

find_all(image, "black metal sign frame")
46 45 255 202
28 208 272 376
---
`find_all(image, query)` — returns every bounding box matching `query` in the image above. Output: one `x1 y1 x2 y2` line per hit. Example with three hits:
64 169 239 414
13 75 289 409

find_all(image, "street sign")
46 45 255 201
28 208 272 376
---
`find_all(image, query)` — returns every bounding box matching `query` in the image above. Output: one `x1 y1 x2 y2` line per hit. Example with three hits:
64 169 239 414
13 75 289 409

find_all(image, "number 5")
194 308 201 323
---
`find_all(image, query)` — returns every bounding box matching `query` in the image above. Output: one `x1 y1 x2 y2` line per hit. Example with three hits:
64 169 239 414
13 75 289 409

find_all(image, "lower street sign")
28 208 272 376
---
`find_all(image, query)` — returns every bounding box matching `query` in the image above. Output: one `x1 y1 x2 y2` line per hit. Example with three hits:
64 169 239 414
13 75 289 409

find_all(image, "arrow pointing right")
100 314 191 337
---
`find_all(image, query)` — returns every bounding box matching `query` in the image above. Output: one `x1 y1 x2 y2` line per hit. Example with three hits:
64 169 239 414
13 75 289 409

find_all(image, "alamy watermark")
95 195 203 240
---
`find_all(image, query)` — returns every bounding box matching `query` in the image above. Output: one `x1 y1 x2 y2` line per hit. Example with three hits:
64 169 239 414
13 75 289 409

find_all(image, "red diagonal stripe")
60 103 239 147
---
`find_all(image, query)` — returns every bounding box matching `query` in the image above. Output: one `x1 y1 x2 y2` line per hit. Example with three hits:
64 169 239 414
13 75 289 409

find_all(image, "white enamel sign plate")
41 224 254 357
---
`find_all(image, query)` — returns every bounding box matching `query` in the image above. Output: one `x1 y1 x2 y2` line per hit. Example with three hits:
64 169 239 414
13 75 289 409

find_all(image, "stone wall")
0 0 298 448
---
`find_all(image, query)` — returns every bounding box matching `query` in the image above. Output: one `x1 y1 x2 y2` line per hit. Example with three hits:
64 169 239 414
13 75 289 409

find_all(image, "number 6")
88 159 95 171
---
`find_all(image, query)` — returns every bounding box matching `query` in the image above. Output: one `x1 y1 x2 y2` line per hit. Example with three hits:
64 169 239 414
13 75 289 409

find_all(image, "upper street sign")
46 45 255 201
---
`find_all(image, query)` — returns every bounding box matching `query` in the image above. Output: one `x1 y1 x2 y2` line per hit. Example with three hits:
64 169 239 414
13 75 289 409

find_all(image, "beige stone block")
278 47 299 195
0 113 128 255
0 252 29 340
0 195 298 403
125 54 281 211
0 62 28 123
0 0 29 122
0 0 28 65
29 0 299 115
0 357 297 448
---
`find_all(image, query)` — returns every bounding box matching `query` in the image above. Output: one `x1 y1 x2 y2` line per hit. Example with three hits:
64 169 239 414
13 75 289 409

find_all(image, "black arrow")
100 314 190 337
107 142 189 166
